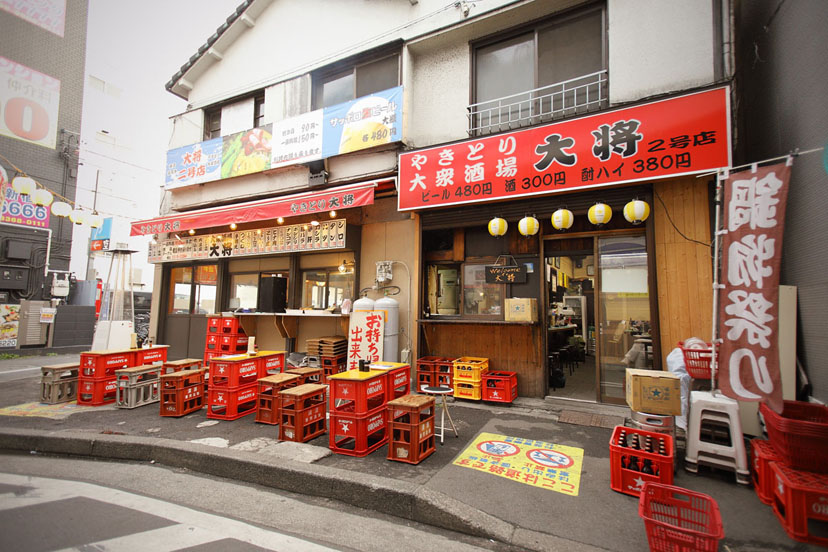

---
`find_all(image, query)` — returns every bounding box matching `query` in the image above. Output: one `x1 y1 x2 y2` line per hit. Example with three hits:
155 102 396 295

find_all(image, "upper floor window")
203 91 266 141
313 54 399 109
471 6 606 135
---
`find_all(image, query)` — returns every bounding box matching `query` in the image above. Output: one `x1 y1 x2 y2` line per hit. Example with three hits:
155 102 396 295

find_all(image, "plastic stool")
684 390 749 484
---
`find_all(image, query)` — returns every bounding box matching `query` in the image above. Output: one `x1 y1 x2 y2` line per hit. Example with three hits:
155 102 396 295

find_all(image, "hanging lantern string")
0 151 80 208
694 146 822 179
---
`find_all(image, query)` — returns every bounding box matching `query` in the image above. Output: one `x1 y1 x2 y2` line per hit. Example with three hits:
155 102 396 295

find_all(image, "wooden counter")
418 319 543 398
235 312 349 340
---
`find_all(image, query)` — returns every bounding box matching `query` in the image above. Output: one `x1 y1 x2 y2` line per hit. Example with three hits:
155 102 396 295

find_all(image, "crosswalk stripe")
51 524 223 552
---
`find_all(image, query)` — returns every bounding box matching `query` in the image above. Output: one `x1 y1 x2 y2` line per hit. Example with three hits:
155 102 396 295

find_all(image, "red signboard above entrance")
398 87 731 211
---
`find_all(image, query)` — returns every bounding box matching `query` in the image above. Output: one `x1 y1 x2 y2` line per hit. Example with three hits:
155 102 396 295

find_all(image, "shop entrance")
544 233 653 403
161 264 219 359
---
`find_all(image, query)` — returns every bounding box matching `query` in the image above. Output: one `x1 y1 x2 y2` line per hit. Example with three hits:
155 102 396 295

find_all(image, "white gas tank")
375 294 399 362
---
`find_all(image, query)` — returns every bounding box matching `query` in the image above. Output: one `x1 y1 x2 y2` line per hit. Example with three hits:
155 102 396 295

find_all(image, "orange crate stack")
609 425 674 497
452 357 488 401
482 371 518 403
279 383 327 442
255 373 300 425
387 394 435 464
207 383 258 420
160 369 205 417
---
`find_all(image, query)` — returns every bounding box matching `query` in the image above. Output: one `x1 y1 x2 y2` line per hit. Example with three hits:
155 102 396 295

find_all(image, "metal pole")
710 170 727 393
85 169 100 281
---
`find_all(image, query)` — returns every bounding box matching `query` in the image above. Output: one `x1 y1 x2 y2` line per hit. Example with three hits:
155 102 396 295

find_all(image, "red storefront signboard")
717 162 790 413
398 87 731 211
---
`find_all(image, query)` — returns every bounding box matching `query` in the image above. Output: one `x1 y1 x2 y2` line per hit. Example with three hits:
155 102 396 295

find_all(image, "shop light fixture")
188 229 196 235
623 199 650 224
518 214 539 236
230 222 237 230
588 202 612 226
487 216 507 237
151 235 158 245
338 260 354 274
256 229 262 235
329 210 337 218
277 217 284 224
551 208 574 230
310 220 320 226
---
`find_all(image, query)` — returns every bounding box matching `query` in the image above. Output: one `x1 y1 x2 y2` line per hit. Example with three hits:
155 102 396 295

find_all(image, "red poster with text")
398 87 731 211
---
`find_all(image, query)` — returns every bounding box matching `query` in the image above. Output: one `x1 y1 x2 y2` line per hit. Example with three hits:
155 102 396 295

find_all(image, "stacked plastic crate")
279 383 327 442
452 357 489 400
159 368 206 417
415 356 453 391
206 353 265 420
255 372 300 425
204 315 247 367
40 362 79 404
751 401 828 547
327 368 389 456
481 371 518 403
306 336 347 383
386 394 435 464
609 425 674 497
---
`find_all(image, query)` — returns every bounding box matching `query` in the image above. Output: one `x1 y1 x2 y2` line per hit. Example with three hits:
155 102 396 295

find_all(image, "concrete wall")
737 0 828 402
608 0 716 104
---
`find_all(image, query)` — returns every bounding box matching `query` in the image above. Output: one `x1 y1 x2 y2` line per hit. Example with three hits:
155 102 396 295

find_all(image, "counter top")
234 311 348 317
417 318 537 326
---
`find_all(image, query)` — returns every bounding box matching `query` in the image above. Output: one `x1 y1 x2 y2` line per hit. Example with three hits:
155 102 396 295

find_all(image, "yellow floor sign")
452 432 584 496
0 402 108 419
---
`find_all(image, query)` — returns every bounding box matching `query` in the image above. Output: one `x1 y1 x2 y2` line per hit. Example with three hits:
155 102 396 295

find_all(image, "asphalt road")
0 453 513 552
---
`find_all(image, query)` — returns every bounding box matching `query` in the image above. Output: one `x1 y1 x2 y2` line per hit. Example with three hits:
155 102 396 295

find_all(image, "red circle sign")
525 448 574 469
476 440 520 457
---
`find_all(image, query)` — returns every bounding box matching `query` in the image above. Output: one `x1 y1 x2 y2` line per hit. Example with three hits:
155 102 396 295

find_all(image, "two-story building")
135 0 735 404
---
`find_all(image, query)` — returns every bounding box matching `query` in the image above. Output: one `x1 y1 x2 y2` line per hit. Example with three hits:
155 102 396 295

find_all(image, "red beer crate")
482 371 518 403
329 407 389 457
159 369 205 417
639 482 724 552
207 315 222 333
219 333 249 353
81 350 133 379
751 439 783 505
387 394 435 464
209 355 263 388
207 382 258 420
258 351 285 374
321 354 346 367
322 363 347 384
760 400 828 473
204 351 221 367
285 366 323 385
416 356 453 390
205 333 221 350
328 369 387 415
134 345 168 365
221 317 244 334
77 376 118 406
255 373 300 424
279 383 327 442
371 362 410 402
163 358 202 374
453 356 489 383
770 462 828 546
610 425 674 497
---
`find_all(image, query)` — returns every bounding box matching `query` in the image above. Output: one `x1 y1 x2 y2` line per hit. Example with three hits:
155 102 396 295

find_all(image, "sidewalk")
0 355 810 551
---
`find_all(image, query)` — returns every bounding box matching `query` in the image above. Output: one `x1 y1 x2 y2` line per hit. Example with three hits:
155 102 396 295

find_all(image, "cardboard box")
625 368 682 415
505 298 538 322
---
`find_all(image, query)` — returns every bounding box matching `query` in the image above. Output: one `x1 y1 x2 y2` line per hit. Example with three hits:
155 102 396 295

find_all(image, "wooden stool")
285 366 323 385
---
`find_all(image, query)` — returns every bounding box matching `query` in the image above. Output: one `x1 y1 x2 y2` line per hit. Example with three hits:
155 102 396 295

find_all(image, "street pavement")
0 353 816 551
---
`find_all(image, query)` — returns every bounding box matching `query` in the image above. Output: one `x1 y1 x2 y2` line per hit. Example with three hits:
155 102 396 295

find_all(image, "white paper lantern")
488 217 508 237
33 188 54 206
623 199 650 224
51 201 72 217
551 208 574 230
588 203 612 225
69 209 86 225
518 215 539 236
11 175 36 197
87 213 104 228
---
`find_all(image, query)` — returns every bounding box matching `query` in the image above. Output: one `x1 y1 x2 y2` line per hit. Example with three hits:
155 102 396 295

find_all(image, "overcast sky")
71 0 240 283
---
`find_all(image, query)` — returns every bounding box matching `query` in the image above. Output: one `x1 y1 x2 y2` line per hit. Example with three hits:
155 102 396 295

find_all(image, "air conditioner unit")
17 300 49 346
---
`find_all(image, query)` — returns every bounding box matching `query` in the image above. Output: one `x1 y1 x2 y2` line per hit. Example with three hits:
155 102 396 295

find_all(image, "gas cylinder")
375 294 399 362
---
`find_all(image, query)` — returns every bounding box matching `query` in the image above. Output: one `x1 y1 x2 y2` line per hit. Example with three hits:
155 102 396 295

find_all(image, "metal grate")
467 70 609 136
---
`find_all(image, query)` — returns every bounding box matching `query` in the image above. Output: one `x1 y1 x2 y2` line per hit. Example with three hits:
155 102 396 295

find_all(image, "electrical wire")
654 189 713 249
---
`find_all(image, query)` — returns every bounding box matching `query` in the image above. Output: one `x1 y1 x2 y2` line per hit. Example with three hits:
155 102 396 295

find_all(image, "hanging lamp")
551 208 574 230
623 199 650 224
518 215 540 236
588 202 612 226
51 201 72 217
488 216 508 237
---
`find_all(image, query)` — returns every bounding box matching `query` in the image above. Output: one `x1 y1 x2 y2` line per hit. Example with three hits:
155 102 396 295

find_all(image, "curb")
0 427 516 545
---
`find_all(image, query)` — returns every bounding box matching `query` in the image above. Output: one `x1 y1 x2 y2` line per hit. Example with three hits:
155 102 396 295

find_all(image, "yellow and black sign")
485 264 527 284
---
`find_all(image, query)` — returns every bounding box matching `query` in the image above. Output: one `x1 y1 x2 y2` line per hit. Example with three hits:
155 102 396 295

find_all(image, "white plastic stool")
684 390 750 484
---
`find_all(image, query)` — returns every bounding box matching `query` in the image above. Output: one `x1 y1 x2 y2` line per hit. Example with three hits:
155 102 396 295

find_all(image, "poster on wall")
220 125 273 179
347 310 384 370
717 161 791 413
0 304 20 348
270 110 323 169
0 173 50 228
165 138 222 189
0 56 61 149
0 0 66 36
322 86 402 157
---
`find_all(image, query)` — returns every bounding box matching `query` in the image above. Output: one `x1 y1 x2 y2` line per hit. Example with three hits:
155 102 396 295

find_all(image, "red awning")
131 180 386 236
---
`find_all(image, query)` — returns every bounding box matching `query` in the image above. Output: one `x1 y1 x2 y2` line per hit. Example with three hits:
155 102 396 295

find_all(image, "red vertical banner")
717 161 791 412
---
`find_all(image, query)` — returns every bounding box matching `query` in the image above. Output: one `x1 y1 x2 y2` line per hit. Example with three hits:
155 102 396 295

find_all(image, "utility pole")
85 169 100 281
